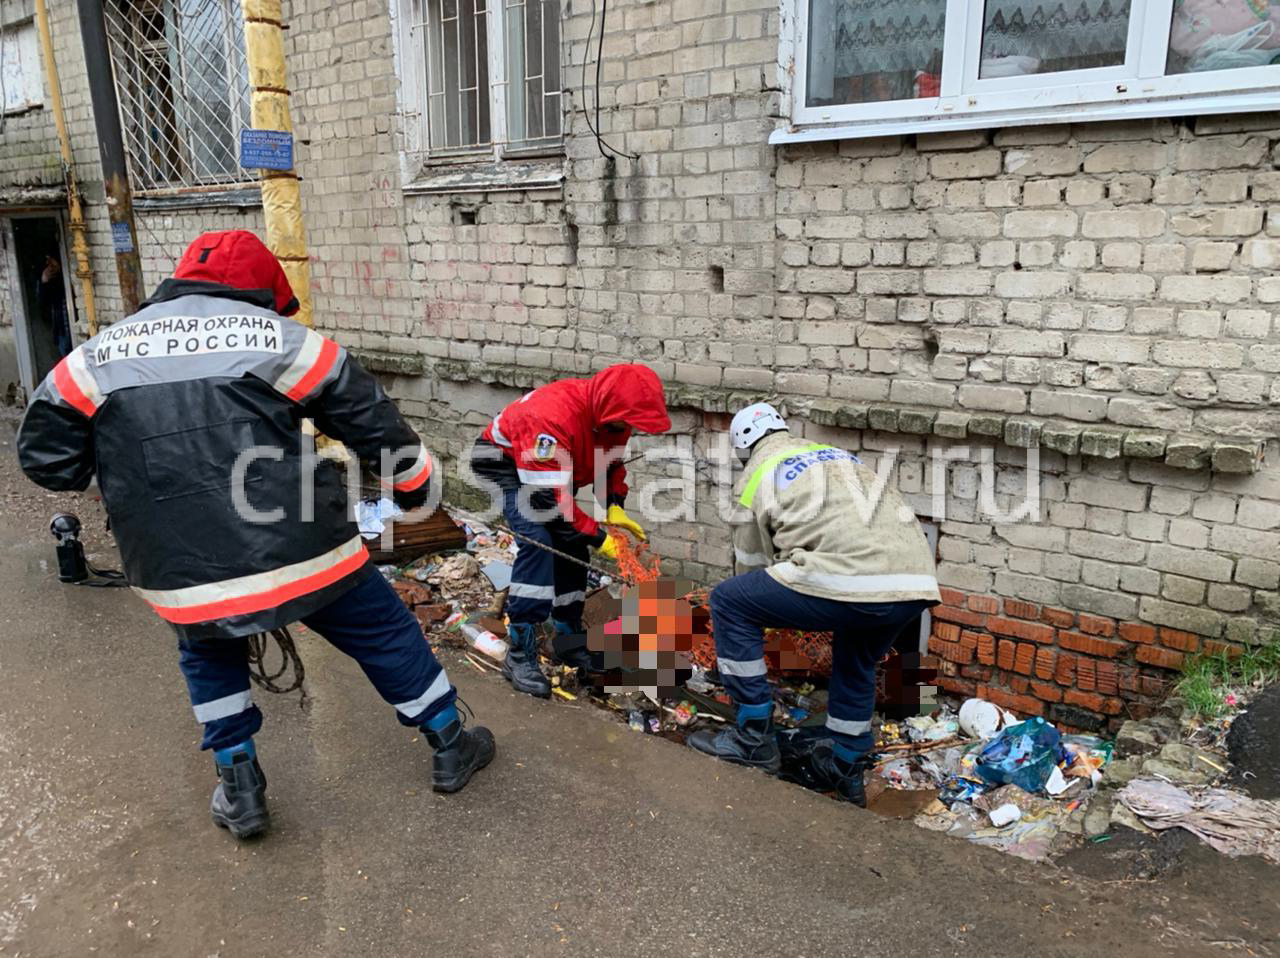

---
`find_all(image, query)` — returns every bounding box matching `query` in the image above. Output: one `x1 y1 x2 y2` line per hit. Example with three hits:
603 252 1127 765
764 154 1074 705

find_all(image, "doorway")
10 215 75 391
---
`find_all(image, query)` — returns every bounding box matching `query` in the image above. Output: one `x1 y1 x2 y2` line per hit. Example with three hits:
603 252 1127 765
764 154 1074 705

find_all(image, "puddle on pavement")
866 785 940 820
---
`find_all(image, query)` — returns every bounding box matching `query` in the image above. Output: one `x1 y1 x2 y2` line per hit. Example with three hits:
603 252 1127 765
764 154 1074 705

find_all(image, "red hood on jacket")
588 364 671 434
173 230 299 316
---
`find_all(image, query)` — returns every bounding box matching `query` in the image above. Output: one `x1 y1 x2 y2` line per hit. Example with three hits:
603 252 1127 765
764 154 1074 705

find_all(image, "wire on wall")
581 0 637 161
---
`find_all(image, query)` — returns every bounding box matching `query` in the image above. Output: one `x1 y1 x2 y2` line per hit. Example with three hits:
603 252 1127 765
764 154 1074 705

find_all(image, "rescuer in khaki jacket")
687 403 940 805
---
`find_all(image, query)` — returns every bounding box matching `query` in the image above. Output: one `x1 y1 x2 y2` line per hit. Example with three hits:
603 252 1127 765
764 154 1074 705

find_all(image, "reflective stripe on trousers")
192 689 253 723
492 466 589 626
709 568 927 753
177 572 457 751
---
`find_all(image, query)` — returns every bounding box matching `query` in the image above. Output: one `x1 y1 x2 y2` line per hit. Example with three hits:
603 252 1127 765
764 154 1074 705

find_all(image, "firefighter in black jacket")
17 230 494 839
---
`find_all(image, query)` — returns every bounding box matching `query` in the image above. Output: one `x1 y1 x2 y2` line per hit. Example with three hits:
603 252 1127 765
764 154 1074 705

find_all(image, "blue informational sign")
240 129 294 171
110 221 134 254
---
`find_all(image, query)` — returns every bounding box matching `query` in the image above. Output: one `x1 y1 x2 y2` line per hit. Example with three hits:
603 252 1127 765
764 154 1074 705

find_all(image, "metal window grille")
403 0 561 161
424 0 491 153
501 0 561 150
103 0 252 191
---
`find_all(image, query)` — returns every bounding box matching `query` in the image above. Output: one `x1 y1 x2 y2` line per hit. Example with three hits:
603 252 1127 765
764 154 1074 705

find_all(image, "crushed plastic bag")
905 710 959 743
974 717 1067 794
966 814 1065 862
1118 779 1280 864
1063 734 1113 781
356 498 403 539
880 758 924 789
426 553 483 596
935 743 989 805
940 777 987 805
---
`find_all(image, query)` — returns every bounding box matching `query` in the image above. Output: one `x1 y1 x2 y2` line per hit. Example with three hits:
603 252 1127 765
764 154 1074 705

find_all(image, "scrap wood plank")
367 505 467 565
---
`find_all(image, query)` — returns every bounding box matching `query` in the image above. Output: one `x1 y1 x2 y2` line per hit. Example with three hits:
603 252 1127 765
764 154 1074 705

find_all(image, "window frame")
1 17 45 116
395 0 564 174
784 0 1280 139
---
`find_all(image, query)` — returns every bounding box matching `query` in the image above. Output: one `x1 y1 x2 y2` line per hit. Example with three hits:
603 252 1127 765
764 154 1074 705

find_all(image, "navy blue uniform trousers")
493 473 590 630
177 571 456 751
710 569 928 756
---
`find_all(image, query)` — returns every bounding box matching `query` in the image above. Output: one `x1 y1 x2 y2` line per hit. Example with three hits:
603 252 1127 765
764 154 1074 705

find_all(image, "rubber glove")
596 533 620 561
606 504 646 541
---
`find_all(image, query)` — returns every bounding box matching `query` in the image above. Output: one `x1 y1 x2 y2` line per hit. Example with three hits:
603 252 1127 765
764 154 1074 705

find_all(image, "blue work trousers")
494 475 589 629
177 571 456 751
710 569 928 756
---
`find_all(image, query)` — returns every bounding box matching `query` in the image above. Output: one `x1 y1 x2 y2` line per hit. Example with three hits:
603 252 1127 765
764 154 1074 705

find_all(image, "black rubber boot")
687 705 781 774
424 706 495 794
502 623 551 698
550 620 597 672
210 743 269 839
808 742 871 807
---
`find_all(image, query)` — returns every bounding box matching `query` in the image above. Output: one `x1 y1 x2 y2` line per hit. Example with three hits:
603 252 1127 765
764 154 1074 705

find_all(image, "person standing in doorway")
37 253 72 358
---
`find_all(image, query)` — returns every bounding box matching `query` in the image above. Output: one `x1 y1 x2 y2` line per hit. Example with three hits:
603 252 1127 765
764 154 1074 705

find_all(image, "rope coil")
247 626 308 708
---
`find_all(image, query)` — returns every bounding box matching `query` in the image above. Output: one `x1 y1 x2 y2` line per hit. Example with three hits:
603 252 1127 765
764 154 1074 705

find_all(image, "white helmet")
730 402 788 451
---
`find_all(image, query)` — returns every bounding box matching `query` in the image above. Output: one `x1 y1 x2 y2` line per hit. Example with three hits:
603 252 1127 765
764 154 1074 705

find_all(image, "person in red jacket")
469 365 671 697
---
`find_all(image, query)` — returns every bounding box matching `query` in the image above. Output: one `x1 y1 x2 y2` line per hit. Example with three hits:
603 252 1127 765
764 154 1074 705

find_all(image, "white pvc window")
786 0 1280 139
400 0 562 161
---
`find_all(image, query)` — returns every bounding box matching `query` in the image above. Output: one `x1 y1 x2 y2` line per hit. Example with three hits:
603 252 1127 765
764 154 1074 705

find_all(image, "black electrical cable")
0 25 7 137
598 0 637 160
581 0 637 161
75 561 130 588
69 555 305 699
580 0 607 156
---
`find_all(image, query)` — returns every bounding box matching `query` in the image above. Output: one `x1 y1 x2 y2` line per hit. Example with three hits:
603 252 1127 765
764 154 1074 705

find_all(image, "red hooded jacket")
480 364 670 540
172 229 300 316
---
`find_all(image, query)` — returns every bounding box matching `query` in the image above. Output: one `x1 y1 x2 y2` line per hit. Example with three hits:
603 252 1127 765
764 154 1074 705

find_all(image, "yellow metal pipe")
240 0 313 328
33 0 99 337
239 0 346 457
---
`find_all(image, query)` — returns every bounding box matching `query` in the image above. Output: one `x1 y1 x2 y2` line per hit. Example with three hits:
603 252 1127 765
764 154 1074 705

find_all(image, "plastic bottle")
460 620 509 662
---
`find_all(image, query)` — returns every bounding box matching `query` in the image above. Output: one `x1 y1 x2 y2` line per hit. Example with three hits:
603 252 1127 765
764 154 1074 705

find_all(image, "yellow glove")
606 504 646 541
596 533 620 561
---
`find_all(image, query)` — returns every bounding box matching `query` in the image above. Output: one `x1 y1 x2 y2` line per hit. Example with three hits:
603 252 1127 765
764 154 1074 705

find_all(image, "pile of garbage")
867 701 1113 861
869 689 1279 865
374 512 519 666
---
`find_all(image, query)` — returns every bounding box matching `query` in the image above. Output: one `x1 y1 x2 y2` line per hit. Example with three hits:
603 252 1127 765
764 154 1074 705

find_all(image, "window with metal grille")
104 0 252 192
398 0 563 163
